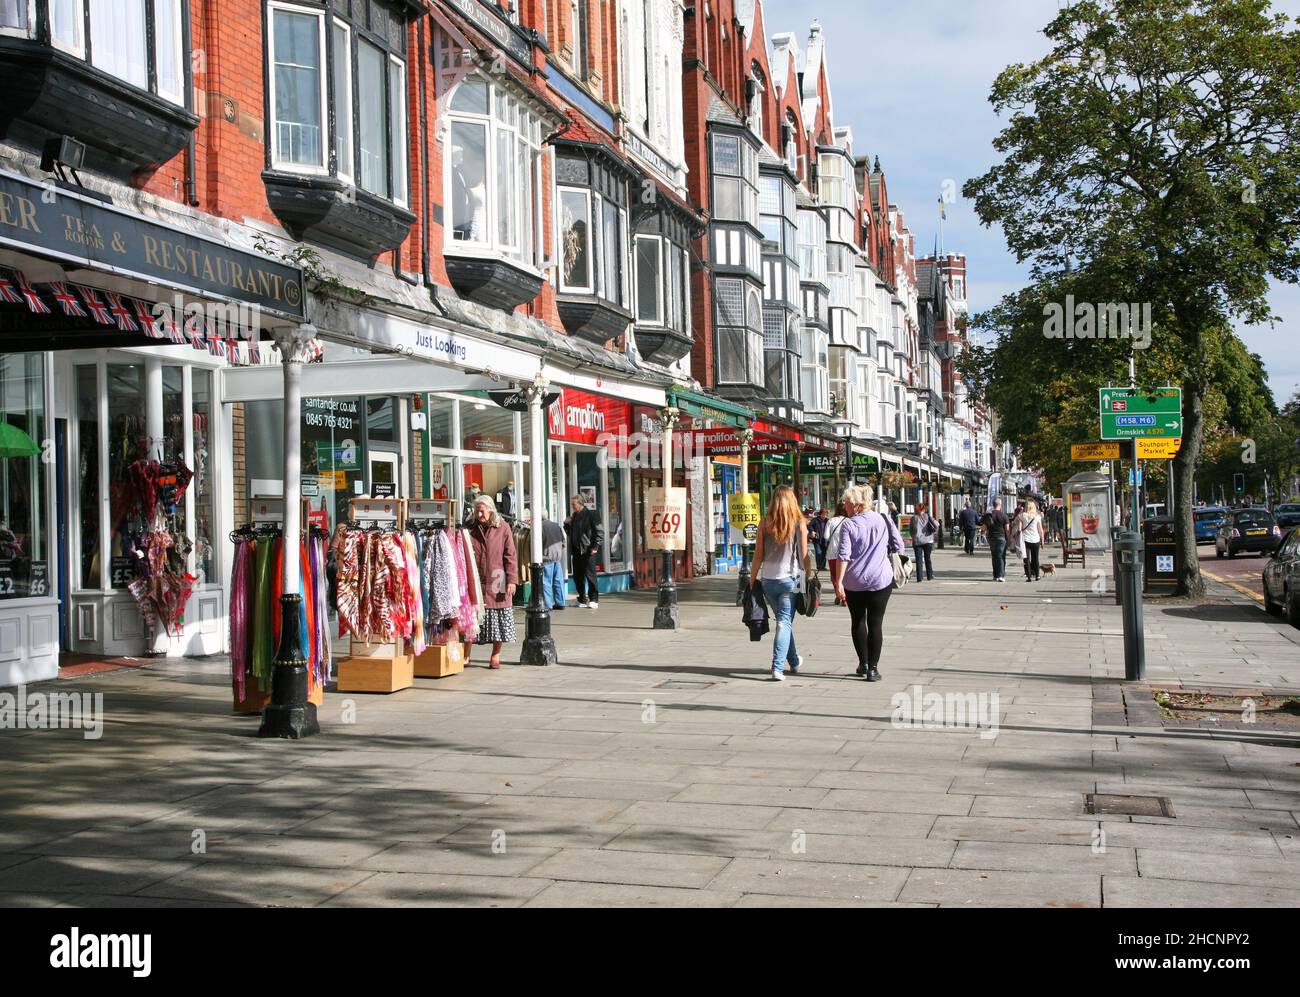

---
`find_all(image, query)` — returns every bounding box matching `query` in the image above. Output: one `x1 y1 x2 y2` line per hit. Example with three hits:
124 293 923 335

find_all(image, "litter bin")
1142 516 1178 594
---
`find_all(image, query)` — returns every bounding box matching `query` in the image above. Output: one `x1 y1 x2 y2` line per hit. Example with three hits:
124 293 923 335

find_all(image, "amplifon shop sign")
548 388 630 445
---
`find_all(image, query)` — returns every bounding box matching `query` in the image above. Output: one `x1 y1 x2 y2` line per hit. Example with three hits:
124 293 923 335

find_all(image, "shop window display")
0 354 48 600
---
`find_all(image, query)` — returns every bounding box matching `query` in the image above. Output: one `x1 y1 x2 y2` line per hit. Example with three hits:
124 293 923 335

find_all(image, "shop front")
550 387 637 593
0 168 306 683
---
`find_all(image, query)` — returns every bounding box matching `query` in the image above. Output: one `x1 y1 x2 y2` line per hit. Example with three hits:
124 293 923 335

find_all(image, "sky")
761 0 1300 407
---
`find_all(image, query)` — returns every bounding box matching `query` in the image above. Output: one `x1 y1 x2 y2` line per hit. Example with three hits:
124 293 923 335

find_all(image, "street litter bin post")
1116 530 1146 681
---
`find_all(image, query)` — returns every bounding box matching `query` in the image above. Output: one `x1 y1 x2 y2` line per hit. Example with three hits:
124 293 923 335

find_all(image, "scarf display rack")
228 496 328 714
335 497 416 694
407 499 466 679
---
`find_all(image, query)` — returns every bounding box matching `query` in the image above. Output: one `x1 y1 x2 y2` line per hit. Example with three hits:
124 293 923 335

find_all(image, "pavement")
2 546 1300 908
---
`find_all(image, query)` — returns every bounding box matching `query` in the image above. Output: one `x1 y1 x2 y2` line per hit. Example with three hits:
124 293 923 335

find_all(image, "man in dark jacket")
565 495 604 609
959 501 981 554
809 508 830 569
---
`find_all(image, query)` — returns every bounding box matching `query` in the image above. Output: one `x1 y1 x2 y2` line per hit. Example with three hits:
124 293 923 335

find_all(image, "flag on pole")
49 281 87 317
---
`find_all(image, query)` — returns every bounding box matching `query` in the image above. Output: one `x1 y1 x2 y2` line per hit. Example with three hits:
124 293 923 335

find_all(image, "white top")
1017 512 1042 544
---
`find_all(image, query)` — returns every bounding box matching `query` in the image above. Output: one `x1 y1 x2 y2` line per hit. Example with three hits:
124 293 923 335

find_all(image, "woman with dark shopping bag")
832 484 904 682
752 485 807 682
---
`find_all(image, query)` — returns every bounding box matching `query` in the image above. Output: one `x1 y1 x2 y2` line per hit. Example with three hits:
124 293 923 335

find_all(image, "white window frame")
388 52 408 207
267 2 329 174
332 19 353 183
443 73 542 268
557 185 594 293
635 233 665 325
47 0 86 58
154 0 185 105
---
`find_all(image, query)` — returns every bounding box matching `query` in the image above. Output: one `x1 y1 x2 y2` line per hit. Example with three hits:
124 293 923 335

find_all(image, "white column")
145 358 164 461
273 324 315 595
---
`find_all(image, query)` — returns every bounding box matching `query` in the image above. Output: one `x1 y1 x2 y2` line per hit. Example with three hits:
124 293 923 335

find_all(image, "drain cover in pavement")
1085 793 1175 818
656 680 716 690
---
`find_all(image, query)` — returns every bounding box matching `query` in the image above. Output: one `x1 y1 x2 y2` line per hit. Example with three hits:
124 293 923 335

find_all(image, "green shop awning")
667 387 754 428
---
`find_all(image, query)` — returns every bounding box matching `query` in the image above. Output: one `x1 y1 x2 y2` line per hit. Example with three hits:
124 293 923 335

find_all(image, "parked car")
1274 503 1300 530
1263 527 1300 627
1215 508 1284 558
1194 506 1229 543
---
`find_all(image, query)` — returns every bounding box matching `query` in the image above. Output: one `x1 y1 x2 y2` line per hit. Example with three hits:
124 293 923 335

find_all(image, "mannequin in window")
451 146 487 242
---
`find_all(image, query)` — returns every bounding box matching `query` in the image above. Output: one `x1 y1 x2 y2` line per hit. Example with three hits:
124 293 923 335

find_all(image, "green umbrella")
0 420 40 459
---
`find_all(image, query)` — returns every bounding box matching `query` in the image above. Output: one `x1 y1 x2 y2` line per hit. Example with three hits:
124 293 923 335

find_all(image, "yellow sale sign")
645 487 687 551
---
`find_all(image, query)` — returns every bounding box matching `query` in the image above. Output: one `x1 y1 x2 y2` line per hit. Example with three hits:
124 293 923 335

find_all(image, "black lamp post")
520 378 558 664
653 406 680 630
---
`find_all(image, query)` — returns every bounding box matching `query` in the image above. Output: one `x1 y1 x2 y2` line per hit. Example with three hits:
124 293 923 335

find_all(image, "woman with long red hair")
752 485 808 681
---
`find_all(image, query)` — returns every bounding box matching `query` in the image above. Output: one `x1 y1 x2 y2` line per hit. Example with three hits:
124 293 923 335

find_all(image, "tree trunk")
1174 375 1205 597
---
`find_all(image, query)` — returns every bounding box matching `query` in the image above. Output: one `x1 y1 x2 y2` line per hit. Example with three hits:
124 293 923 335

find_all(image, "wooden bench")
1062 538 1087 568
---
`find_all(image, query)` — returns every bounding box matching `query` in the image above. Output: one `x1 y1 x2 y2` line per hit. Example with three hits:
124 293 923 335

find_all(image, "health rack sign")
1099 387 1182 440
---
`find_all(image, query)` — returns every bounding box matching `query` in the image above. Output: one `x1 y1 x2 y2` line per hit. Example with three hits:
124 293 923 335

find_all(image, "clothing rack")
337 497 414 693
406 498 458 530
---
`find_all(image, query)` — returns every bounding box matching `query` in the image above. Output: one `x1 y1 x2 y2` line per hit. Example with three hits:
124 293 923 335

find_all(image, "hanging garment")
427 530 460 623
311 534 332 688
358 531 374 642
402 531 425 656
336 530 360 640
460 529 485 628
252 536 276 689
452 527 477 644
229 538 254 701
380 533 407 643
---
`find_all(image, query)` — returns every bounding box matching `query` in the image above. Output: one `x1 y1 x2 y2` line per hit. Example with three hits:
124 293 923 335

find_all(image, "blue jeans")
761 576 800 673
990 537 1007 580
542 560 566 609
913 543 934 581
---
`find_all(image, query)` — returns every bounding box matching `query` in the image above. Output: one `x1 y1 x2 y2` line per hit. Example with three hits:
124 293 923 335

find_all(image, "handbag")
891 550 912 589
796 572 822 617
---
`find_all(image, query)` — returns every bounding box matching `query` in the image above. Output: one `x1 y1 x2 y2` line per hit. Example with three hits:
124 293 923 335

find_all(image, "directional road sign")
1099 387 1182 440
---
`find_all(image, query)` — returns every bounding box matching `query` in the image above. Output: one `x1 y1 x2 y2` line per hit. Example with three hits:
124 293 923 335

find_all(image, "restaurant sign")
0 170 305 318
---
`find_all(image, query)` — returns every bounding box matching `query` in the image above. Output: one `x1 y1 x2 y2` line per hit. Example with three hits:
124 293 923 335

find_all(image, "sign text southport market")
0 170 304 318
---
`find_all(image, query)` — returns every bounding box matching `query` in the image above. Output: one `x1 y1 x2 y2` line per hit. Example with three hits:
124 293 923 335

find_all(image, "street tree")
963 0 1300 595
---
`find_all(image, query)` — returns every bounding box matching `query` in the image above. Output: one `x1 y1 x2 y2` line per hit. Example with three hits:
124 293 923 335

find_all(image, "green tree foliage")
963 0 1300 594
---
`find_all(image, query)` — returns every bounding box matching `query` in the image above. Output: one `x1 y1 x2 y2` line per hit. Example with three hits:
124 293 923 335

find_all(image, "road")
1198 541 1268 603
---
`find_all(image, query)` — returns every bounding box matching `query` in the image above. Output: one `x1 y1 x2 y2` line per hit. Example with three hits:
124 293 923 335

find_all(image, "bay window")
798 208 827 284
1 0 187 105
267 0 409 206
446 74 543 267
636 234 688 331
716 278 764 386
711 131 759 228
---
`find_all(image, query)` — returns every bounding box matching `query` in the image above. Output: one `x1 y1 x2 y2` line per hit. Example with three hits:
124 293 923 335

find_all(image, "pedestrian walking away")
959 500 981 554
832 484 904 682
982 498 1010 582
466 494 518 669
825 500 849 605
753 485 808 681
911 503 939 582
809 507 830 571
540 513 568 609
1017 498 1045 581
565 495 604 609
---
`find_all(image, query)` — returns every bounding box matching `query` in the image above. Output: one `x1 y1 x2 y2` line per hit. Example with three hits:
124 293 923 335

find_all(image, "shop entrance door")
369 452 400 498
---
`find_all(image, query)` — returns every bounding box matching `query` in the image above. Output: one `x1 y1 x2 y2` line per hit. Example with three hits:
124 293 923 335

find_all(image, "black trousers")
845 586 892 670
1025 541 1041 580
572 553 599 603
963 526 976 554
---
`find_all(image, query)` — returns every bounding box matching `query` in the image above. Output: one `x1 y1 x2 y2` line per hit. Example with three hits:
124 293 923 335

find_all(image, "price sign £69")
645 486 688 551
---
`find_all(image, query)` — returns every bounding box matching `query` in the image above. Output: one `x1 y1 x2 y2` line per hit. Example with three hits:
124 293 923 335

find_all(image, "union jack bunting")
190 316 207 350
133 298 162 338
0 269 23 304
49 282 86 317
15 272 49 313
247 339 261 365
168 318 186 345
208 336 227 359
78 286 113 324
104 292 138 331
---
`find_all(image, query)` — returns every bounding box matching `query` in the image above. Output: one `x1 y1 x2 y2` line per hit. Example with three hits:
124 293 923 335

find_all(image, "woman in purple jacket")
831 484 904 681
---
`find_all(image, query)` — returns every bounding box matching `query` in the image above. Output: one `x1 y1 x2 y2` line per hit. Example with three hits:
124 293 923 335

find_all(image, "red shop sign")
547 387 633 446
